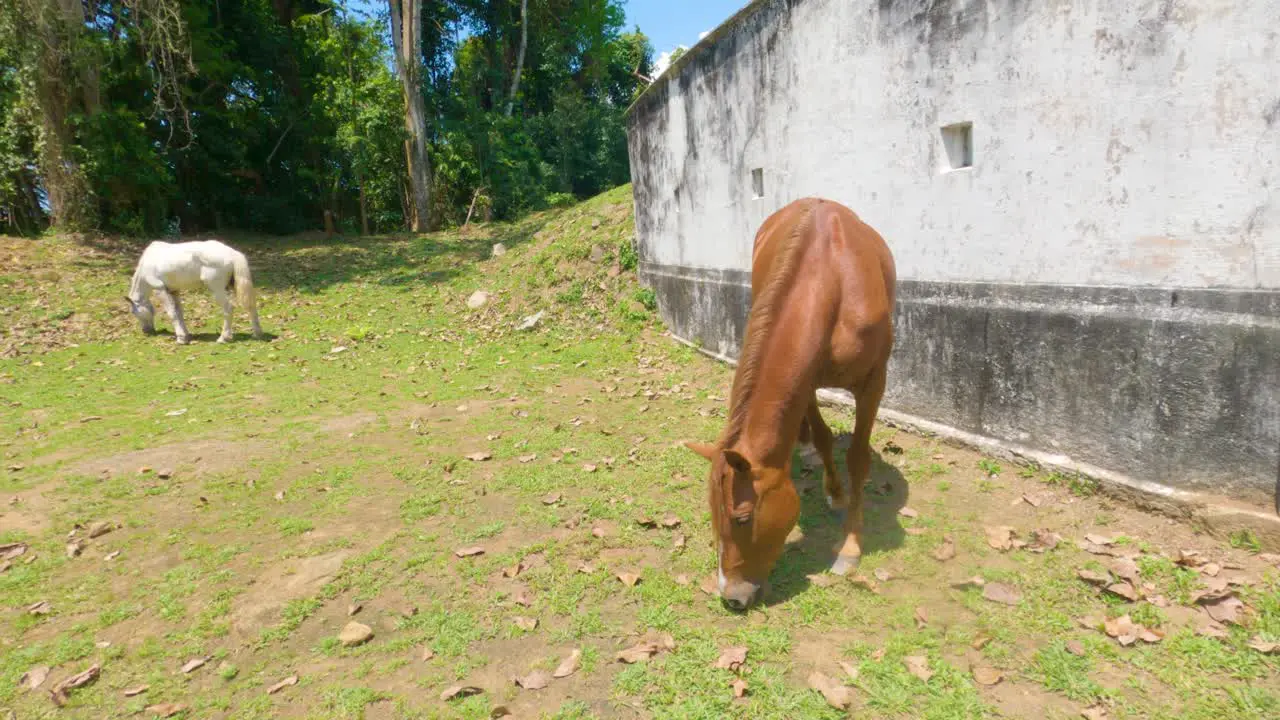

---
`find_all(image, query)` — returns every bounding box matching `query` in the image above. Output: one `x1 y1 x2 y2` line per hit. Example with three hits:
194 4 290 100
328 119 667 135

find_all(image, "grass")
1 185 1277 719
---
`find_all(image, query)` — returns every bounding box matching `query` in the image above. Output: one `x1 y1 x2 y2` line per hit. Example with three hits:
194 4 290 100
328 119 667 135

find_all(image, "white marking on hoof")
831 555 860 577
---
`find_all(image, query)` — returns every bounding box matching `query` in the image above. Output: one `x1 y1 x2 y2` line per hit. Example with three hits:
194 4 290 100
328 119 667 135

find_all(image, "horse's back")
753 198 894 305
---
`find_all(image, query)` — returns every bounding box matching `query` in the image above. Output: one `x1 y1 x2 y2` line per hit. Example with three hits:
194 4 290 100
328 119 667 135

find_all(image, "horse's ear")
722 448 753 474
683 441 717 462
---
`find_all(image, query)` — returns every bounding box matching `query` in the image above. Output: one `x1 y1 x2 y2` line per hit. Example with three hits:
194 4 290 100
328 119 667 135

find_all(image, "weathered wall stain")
626 0 1280 507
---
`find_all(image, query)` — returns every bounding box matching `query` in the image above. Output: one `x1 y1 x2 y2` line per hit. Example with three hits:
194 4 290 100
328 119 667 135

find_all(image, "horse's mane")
719 200 819 449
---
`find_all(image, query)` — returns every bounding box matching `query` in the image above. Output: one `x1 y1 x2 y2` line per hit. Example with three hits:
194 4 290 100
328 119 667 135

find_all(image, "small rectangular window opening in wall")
940 122 973 171
751 168 764 199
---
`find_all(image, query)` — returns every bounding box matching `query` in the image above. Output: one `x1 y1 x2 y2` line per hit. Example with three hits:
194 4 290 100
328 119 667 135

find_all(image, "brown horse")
685 197 896 610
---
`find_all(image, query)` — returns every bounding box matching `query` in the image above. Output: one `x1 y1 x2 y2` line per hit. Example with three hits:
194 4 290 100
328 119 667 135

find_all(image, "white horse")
126 239 264 344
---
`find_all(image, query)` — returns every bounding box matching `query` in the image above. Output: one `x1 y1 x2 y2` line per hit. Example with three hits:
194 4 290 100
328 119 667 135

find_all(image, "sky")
623 0 750 75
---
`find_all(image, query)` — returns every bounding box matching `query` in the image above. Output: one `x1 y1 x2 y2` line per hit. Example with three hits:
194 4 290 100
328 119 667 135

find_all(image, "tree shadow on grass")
764 433 909 607
228 214 556 295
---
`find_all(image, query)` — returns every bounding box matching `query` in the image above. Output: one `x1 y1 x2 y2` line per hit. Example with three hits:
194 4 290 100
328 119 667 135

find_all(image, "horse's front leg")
157 288 191 344
211 285 234 343
832 364 887 576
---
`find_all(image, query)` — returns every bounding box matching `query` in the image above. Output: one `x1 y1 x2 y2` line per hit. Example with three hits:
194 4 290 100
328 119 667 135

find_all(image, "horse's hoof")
831 554 861 577
176 336 191 345
217 335 232 344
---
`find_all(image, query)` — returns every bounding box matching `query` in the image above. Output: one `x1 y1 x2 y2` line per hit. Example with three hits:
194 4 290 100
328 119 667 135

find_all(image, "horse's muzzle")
721 579 761 611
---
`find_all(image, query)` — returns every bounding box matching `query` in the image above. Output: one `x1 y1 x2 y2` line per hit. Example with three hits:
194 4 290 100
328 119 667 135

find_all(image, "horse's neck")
127 267 144 300
731 335 813 468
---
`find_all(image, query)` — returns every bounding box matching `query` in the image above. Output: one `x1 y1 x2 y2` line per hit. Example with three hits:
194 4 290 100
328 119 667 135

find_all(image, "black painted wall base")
640 261 1280 509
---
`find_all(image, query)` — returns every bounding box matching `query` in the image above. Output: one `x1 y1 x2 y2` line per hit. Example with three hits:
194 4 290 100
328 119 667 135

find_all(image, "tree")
388 0 433 232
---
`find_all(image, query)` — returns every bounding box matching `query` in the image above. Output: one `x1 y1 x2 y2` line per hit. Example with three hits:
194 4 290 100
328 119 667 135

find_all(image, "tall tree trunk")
28 0 95 231
355 165 370 236
504 0 528 117
389 0 433 232
58 0 100 116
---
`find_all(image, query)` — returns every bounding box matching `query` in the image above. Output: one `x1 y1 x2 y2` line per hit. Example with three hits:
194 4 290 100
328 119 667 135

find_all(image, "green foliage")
0 0 653 235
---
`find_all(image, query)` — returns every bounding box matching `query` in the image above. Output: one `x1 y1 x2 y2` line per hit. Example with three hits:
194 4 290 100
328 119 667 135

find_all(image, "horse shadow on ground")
764 433 909 607
145 329 279 344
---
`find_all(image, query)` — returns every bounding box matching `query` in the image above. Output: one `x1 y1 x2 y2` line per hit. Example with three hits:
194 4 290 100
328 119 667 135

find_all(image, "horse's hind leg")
804 398 845 510
210 283 235 343
832 362 887 576
157 288 191 344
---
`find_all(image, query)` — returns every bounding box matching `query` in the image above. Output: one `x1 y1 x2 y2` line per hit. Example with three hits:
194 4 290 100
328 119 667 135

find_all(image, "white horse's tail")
231 250 264 337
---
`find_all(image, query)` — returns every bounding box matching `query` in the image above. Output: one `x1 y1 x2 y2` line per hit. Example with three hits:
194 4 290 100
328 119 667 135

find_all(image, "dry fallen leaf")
266 675 299 694
514 670 551 690
145 703 188 718
180 657 208 674
1110 557 1141 583
838 660 860 680
971 664 1003 686
731 677 748 698
1105 582 1139 602
553 649 582 678
541 492 561 505
503 562 525 579
617 571 641 587
982 583 1022 606
660 514 681 528
953 575 987 590
20 665 49 691
616 631 676 664
905 527 927 536
985 526 1016 551
519 454 538 463
65 540 85 558
87 520 113 538
1247 637 1279 654
466 451 492 462
591 526 607 538
971 635 993 650
673 533 686 549
123 685 149 697
1202 595 1246 625
513 616 538 631
49 664 100 706
582 463 598 473
104 550 121 562
1196 620 1229 639
440 685 483 701
849 575 881 593
1081 705 1110 720
1028 529 1063 553
914 606 929 629
806 573 837 588
807 671 852 710
274 490 285 501
874 568 893 582
1078 569 1111 585
27 600 50 615
1066 639 1087 655
1084 534 1114 546
933 536 957 561
898 506 919 518
454 546 485 558
1104 615 1140 646
421 647 436 661
713 646 748 671
904 655 933 682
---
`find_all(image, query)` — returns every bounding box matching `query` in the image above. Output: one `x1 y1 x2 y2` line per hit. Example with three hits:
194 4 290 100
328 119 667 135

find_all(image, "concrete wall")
627 0 1280 509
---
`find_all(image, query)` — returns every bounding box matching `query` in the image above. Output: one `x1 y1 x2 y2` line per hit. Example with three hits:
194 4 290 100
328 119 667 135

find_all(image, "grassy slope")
0 186 1277 720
